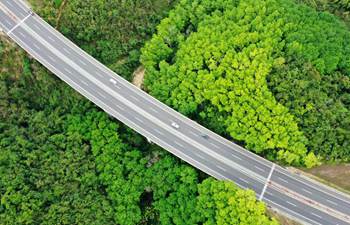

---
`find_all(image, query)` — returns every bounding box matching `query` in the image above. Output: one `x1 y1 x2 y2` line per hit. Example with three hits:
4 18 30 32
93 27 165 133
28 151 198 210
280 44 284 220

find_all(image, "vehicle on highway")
171 122 179 129
28 9 34 16
109 78 117 85
200 134 209 139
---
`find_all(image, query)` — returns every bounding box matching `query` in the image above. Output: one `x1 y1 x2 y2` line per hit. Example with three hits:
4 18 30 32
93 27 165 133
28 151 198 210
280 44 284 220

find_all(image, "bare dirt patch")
132 66 145 89
304 164 350 192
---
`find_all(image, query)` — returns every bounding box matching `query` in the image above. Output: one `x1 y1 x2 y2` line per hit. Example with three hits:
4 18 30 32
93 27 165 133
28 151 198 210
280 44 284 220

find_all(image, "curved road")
0 1 349 224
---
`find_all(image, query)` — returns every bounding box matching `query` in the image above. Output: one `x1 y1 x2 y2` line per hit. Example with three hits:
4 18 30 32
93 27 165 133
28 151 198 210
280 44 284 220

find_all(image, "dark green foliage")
0 43 114 224
296 0 350 29
268 62 350 161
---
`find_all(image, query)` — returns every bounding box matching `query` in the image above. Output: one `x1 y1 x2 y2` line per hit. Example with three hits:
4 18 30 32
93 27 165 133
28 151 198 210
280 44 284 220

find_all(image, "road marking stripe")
326 199 338 206
209 142 220 149
302 188 312 195
5 0 14 7
154 128 164 136
33 23 41 31
79 59 87 66
278 177 289 183
231 154 242 161
48 55 56 63
195 153 205 159
33 43 41 50
216 165 227 172
174 140 184 148
63 67 73 75
48 35 55 42
80 79 89 87
286 201 297 207
239 177 249 184
134 116 144 124
96 91 106 99
265 191 273 197
311 212 322 219
4 19 12 26
149 107 159 113
0 21 6 31
62 47 72 55
115 105 125 111
189 130 198 136
17 30 26 37
254 166 265 173
130 95 140 102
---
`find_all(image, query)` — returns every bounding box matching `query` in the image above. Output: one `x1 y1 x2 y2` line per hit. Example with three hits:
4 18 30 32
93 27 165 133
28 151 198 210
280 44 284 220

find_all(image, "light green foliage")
197 178 279 225
304 152 320 169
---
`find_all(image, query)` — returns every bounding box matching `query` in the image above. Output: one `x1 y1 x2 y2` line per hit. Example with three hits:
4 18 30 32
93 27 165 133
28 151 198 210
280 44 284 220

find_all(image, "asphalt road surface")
1 1 350 224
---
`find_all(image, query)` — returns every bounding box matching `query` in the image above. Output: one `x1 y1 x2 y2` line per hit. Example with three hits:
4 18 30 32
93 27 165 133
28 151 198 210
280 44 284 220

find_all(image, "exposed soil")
132 65 145 89
304 164 350 192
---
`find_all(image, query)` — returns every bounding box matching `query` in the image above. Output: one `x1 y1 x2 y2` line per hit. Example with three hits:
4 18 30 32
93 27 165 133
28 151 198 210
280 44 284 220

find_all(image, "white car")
171 122 180 129
109 78 117 85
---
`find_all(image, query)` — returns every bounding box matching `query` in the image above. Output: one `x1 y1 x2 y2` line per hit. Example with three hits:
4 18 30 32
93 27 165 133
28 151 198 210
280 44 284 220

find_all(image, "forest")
0 0 349 224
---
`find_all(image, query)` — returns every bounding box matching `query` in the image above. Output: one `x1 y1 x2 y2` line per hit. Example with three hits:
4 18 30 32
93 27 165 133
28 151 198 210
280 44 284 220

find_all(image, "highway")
0 1 350 224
